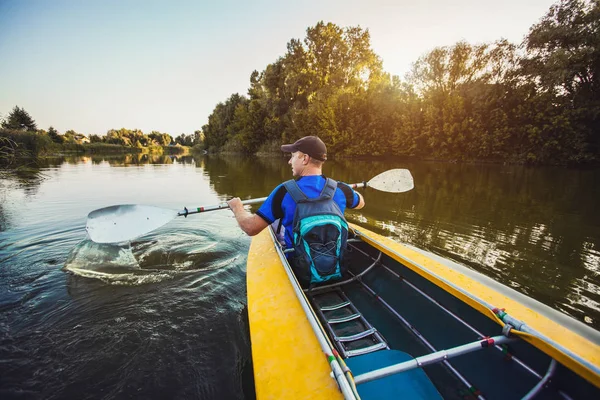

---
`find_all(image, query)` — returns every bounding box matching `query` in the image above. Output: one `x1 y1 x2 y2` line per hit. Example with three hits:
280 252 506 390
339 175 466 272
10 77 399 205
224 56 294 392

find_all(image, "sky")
0 0 558 136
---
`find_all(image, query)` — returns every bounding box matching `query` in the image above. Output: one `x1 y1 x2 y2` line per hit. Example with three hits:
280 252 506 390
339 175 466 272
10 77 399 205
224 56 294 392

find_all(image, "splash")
62 228 245 285
64 239 139 270
62 239 173 285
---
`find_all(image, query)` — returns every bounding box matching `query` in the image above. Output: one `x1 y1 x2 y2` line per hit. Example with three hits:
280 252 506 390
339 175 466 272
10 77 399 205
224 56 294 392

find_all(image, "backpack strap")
283 179 308 203
283 177 338 203
319 178 338 200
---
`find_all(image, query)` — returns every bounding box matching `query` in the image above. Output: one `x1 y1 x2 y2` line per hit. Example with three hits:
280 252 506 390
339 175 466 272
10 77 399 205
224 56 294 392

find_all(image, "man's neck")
300 166 322 176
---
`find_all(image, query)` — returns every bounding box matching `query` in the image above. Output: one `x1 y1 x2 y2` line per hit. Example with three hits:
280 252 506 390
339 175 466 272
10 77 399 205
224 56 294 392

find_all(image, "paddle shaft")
177 197 268 217
349 181 368 190
176 179 373 217
86 170 412 243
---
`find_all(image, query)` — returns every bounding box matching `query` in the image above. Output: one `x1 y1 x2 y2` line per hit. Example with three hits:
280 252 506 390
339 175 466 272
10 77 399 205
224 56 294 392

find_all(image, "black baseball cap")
281 136 327 161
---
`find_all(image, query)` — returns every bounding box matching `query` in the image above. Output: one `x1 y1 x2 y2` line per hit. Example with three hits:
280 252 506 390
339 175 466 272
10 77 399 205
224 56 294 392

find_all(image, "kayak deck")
246 228 342 399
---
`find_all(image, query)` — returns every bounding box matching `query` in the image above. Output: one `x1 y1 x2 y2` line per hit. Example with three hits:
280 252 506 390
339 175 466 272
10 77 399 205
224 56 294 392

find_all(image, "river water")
0 154 599 399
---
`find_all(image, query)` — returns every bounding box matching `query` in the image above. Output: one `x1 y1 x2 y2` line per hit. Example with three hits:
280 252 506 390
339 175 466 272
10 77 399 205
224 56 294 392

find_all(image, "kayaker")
227 136 365 285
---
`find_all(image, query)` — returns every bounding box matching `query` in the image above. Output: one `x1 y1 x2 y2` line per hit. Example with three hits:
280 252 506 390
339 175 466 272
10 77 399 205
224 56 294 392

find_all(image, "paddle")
85 168 414 244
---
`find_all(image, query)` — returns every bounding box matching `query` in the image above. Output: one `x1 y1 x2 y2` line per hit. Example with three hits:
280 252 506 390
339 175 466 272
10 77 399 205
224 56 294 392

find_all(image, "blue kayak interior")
301 237 598 400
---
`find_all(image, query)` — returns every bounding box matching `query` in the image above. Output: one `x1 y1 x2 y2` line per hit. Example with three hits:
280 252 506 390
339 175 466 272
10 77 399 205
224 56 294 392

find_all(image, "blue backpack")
283 178 349 287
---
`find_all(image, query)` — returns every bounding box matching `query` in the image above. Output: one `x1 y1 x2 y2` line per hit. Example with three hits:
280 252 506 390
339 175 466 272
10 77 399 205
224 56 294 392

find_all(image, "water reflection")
1 154 599 330
0 159 49 232
32 153 201 167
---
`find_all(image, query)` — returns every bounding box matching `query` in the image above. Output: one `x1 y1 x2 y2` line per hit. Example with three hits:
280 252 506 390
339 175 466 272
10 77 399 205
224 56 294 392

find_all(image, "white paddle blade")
86 205 178 243
368 169 414 193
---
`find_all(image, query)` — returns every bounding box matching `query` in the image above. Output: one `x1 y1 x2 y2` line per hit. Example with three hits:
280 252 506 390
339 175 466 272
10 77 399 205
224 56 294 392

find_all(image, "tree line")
202 0 599 164
0 106 204 160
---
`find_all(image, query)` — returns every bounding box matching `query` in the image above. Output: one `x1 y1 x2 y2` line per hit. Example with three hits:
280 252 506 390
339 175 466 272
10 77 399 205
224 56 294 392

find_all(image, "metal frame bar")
354 273 486 400
381 260 543 379
350 243 545 378
354 335 515 385
351 228 599 382
522 359 559 400
348 241 574 400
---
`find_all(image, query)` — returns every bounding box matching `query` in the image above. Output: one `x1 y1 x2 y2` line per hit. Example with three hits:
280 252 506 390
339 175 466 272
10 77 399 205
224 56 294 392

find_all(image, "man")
227 136 364 250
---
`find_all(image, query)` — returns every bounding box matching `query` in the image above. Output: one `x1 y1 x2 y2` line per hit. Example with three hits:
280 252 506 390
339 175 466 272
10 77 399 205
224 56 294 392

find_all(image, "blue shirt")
256 175 360 248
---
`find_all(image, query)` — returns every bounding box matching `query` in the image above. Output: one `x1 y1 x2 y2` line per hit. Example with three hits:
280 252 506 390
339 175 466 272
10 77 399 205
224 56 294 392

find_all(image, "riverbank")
1 129 597 168
0 135 201 168
0 127 207 166
203 137 598 167
238 148 600 167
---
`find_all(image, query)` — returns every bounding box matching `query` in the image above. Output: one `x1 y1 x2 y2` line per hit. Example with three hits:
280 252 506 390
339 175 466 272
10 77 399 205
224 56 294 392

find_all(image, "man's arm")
227 197 269 236
339 182 365 210
354 191 365 209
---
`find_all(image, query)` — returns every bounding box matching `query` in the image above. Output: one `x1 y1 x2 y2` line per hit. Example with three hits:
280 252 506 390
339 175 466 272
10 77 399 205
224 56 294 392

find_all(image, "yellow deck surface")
353 225 600 389
246 229 343 399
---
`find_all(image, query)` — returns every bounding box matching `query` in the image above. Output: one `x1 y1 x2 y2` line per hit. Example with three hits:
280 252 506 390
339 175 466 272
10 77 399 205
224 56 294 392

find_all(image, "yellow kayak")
247 224 600 399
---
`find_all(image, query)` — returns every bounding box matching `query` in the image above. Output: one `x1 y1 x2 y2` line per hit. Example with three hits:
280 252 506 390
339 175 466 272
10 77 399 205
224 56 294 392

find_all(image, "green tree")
193 130 204 147
522 0 600 159
407 40 520 159
1 106 37 131
523 0 599 99
105 129 129 146
63 129 77 144
148 131 171 146
203 94 247 151
216 22 387 154
47 126 63 143
174 133 194 146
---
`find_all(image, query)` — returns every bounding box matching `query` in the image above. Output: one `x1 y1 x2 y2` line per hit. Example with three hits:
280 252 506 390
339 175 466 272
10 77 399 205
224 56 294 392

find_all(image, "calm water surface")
0 154 599 399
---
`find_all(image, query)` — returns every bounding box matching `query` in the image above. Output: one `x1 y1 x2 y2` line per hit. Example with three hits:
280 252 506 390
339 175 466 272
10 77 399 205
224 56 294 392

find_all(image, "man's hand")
227 197 269 236
227 197 244 213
